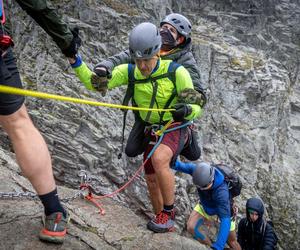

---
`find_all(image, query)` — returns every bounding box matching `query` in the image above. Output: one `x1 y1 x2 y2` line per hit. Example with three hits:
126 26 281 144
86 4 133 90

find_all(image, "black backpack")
213 163 242 198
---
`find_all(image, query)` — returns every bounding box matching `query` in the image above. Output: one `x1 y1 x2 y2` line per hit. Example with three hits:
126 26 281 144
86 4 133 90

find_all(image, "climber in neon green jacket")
70 22 203 234
71 57 202 124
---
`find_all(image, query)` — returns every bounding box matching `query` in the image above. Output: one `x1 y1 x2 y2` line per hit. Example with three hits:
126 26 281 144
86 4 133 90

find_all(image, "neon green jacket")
73 58 202 124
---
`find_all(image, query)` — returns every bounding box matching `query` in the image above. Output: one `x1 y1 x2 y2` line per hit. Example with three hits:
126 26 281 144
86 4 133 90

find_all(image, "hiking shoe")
147 210 175 233
39 211 70 244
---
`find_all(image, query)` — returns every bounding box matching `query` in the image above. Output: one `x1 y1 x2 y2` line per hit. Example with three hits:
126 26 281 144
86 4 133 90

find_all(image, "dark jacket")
173 161 231 250
94 40 205 94
5 0 73 51
238 198 278 250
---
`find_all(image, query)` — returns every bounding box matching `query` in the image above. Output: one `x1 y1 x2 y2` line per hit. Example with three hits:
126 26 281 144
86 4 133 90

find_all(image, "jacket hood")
246 197 264 218
212 168 225 189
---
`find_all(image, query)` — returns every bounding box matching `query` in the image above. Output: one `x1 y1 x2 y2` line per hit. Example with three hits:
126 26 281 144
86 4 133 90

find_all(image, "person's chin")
141 71 150 77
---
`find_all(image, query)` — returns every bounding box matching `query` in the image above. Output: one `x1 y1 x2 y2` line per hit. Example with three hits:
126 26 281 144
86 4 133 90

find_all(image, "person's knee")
187 220 195 234
124 140 144 157
125 146 139 157
0 105 32 133
151 146 172 170
227 231 240 249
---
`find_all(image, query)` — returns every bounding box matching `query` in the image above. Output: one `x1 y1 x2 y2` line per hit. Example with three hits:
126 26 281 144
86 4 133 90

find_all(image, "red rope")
80 158 150 214
92 157 149 200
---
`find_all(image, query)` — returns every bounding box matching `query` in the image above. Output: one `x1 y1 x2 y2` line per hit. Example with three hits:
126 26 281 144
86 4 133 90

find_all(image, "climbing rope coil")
0 85 192 215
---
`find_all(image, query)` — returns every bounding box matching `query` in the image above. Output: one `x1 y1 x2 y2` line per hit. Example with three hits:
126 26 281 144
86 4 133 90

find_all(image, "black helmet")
160 13 192 39
129 22 161 59
192 162 215 189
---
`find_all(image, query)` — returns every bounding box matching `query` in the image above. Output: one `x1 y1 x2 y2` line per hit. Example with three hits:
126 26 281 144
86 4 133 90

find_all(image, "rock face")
0 0 299 249
0 151 206 250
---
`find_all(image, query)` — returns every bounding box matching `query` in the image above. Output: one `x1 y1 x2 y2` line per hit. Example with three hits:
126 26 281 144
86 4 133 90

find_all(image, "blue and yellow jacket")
174 160 231 250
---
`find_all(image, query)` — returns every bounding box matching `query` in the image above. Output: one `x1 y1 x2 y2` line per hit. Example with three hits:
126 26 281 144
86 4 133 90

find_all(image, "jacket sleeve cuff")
71 55 83 68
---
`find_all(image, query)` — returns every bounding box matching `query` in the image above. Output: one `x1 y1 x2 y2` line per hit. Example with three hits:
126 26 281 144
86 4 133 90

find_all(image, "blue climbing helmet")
129 22 161 59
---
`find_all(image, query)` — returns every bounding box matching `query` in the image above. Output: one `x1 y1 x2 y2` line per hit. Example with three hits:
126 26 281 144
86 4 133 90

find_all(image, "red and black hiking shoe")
39 211 70 244
147 210 175 233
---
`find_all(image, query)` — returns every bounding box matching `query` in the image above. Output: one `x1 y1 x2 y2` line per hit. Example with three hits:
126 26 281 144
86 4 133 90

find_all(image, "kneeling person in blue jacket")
174 161 241 250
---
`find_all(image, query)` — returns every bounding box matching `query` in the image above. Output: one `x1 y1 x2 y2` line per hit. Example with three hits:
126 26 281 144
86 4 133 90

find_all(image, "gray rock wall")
0 0 299 249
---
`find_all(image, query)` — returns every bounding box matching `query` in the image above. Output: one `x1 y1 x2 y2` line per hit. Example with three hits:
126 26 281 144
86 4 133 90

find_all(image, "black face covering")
160 28 177 51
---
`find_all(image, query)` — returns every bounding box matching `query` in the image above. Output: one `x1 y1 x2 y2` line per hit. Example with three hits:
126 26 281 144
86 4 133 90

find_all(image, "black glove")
91 67 109 96
171 103 192 122
62 27 82 58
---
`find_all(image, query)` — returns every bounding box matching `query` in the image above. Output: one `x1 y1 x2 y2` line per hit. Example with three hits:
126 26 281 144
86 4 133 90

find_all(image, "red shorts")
143 124 189 175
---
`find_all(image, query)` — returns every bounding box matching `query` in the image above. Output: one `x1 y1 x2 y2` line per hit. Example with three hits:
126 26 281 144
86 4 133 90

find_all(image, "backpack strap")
158 61 181 123
118 64 136 158
259 219 268 250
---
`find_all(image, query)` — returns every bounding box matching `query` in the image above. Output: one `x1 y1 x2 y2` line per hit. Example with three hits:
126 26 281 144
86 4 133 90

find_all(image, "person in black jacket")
238 197 278 250
0 0 81 244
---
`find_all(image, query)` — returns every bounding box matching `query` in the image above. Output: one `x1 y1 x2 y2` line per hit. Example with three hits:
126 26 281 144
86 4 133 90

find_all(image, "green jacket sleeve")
72 62 95 91
72 60 128 91
16 0 73 50
175 66 202 120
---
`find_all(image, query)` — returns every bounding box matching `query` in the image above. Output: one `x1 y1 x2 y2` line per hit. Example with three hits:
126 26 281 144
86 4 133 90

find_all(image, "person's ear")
176 35 185 45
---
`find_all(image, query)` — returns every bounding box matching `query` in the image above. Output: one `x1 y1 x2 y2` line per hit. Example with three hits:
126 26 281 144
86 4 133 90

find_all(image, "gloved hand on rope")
171 103 192 122
178 88 207 108
91 67 109 96
62 27 82 58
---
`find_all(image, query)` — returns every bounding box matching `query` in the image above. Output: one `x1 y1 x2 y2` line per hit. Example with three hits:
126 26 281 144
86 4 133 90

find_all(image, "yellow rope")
0 85 175 112
155 119 173 136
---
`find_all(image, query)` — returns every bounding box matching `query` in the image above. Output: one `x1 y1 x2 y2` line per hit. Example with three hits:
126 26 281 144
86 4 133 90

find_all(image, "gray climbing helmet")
160 13 192 39
192 162 215 189
129 22 162 59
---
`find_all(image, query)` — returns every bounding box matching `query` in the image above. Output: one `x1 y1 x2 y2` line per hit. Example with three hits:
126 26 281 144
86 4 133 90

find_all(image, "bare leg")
0 104 55 194
145 173 163 214
151 144 175 206
187 210 212 247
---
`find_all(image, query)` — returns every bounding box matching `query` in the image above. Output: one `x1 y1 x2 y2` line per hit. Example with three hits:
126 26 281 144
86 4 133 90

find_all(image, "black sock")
163 204 174 213
39 188 66 217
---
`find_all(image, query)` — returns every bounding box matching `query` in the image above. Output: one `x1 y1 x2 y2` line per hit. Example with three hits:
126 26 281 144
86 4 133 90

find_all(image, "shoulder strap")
259 219 268 249
158 61 181 123
167 61 181 83
122 63 136 106
118 64 136 158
